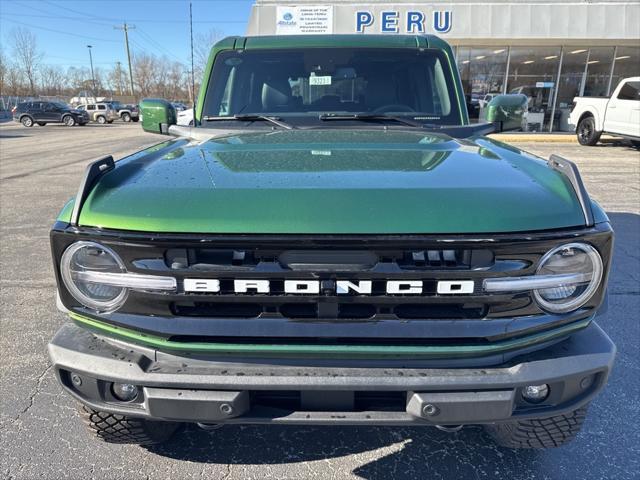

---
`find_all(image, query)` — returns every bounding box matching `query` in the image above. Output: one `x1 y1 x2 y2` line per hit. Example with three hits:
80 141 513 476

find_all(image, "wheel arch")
577 108 603 132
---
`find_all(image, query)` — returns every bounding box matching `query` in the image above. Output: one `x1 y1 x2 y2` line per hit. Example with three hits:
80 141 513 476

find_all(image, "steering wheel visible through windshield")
202 47 464 127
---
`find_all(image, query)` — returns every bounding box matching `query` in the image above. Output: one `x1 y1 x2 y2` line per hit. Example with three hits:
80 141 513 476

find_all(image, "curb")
488 133 578 143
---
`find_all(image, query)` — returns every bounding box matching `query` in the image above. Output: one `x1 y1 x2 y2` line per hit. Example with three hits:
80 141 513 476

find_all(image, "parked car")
464 94 480 119
110 101 140 123
569 77 640 146
50 34 615 451
479 93 498 109
12 101 89 127
76 103 119 124
176 107 194 126
171 102 187 112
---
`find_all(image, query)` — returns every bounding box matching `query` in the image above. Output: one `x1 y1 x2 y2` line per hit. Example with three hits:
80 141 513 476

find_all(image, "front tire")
96 115 107 124
79 406 180 445
21 116 34 127
122 112 131 122
63 115 76 127
577 116 601 146
484 406 588 449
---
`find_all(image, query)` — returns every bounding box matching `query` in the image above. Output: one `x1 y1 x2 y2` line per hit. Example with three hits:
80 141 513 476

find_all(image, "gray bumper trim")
48 322 615 425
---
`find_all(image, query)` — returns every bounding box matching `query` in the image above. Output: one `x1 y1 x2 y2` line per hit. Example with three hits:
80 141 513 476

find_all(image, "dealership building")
247 0 640 131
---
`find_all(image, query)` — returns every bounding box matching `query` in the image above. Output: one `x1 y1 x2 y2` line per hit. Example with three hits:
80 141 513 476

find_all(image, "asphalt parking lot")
0 121 638 480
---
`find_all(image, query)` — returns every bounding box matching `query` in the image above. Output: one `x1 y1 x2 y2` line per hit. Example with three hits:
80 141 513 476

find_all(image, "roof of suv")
217 34 449 51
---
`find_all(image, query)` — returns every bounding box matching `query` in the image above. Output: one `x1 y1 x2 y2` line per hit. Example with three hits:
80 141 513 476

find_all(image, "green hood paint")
64 130 586 234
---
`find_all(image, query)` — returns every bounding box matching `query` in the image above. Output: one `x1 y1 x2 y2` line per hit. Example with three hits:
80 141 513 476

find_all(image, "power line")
0 17 120 43
135 27 184 62
39 0 246 23
0 12 113 27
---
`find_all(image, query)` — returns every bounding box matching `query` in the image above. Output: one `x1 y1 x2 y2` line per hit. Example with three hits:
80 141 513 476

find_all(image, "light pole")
87 45 97 95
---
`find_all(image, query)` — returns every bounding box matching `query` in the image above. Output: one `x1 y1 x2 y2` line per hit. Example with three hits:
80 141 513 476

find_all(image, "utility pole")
190 2 195 106
114 23 136 96
86 45 96 94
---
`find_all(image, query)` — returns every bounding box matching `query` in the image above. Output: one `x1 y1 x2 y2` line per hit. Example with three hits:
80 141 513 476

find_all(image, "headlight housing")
60 241 128 312
533 243 603 313
60 241 177 313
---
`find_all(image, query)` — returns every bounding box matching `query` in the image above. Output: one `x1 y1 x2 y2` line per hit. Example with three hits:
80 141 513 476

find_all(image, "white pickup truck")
569 77 640 147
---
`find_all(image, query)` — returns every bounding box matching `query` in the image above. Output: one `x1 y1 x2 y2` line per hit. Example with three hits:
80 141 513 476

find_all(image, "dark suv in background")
12 101 89 127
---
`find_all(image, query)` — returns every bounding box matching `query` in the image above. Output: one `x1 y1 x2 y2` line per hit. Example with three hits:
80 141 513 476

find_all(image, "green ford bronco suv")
49 35 615 449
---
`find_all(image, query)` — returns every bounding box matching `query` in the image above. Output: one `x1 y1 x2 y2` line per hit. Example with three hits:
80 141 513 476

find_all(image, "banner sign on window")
276 6 333 35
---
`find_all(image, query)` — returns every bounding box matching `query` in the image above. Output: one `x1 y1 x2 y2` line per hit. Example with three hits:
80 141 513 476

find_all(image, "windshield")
203 48 463 126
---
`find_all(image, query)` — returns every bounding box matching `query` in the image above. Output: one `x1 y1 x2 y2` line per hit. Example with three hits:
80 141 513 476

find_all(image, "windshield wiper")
318 113 430 129
202 114 295 130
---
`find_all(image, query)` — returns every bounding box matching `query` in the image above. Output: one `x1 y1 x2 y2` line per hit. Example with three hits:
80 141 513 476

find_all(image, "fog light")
112 383 138 402
522 384 549 403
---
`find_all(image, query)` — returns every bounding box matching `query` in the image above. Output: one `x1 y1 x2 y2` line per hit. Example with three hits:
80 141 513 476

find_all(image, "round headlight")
534 243 603 313
60 241 128 312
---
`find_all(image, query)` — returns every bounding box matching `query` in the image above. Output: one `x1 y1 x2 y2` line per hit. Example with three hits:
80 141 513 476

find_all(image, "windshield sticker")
309 75 332 86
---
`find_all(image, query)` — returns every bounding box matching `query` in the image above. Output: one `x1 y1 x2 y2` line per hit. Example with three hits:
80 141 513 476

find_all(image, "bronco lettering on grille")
183 279 475 295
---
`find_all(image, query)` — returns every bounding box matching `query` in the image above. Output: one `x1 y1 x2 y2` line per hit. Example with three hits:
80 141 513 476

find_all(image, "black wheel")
576 116 601 146
79 406 180 445
63 115 76 127
96 115 107 124
631 140 640 149
21 116 34 127
37 122 46 126
122 112 131 122
484 406 588 449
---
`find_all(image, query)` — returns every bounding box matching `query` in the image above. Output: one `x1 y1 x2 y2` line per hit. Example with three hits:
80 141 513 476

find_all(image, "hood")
70 129 586 234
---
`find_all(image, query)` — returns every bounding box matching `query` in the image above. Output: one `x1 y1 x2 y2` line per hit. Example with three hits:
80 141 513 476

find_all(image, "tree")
0 49 7 96
132 52 158 97
11 27 43 94
107 62 126 95
193 29 223 82
40 65 65 95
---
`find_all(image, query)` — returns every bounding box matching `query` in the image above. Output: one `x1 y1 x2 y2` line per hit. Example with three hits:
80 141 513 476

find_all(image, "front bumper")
49 322 615 426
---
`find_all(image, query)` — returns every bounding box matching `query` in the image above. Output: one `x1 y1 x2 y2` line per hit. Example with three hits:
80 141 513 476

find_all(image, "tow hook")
435 424 464 433
197 423 224 431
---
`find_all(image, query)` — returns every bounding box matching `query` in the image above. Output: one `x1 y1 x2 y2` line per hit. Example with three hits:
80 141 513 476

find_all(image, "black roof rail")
548 154 594 227
69 155 115 227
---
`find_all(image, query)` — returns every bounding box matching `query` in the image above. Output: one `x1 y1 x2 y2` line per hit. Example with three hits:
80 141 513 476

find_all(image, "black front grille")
165 247 493 272
171 300 487 320
50 224 613 343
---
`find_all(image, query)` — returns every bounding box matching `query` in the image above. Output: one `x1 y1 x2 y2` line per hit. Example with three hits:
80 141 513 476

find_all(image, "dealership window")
554 48 589 131
611 46 640 93
584 47 615 97
506 47 561 132
456 46 508 120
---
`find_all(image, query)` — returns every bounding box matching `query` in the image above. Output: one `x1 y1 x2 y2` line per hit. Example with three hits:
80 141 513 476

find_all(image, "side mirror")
140 98 177 135
483 94 528 132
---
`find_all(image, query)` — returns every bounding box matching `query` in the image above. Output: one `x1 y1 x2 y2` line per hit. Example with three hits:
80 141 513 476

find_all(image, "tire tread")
79 405 178 445
485 407 588 449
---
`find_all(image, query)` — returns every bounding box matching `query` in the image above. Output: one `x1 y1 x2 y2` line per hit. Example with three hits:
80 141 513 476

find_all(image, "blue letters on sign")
406 11 425 33
354 10 452 34
356 11 374 33
433 11 452 33
381 11 399 33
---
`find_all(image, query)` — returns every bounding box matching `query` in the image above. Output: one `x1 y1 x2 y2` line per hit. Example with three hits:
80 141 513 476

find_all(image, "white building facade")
247 0 640 131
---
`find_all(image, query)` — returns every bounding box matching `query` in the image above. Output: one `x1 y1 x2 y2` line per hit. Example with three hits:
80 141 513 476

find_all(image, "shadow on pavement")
144 212 638 479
